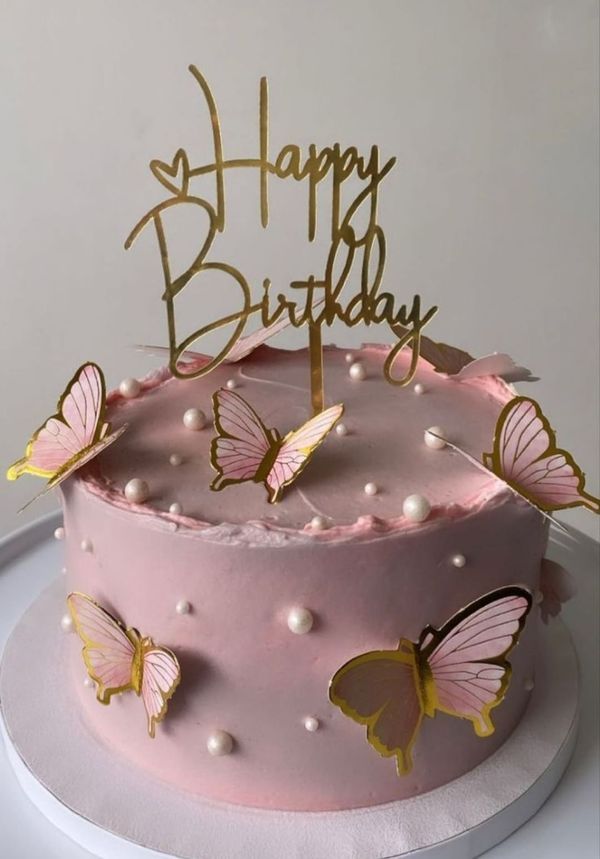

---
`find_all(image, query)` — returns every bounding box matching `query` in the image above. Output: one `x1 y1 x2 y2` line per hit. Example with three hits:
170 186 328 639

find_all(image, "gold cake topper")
126 66 438 414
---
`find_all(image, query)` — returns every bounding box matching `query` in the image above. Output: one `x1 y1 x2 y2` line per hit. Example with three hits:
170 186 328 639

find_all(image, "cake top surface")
79 343 514 541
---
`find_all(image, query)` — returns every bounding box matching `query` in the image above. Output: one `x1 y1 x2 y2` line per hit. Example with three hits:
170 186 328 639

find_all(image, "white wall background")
1 0 598 539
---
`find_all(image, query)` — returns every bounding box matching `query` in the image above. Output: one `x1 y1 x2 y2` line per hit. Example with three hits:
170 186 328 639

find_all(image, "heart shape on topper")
150 148 190 197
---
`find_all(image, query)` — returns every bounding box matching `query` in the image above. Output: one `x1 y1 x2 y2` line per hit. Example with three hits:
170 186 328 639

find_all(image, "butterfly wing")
210 389 274 491
489 397 599 514
141 644 181 738
67 592 137 703
7 363 115 483
538 558 576 624
329 644 424 775
419 587 532 736
453 354 535 383
265 404 343 503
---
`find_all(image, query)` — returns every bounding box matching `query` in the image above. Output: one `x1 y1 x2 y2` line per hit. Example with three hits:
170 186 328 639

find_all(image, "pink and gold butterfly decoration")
436 396 599 524
67 592 180 738
6 363 126 509
210 388 343 503
329 586 532 776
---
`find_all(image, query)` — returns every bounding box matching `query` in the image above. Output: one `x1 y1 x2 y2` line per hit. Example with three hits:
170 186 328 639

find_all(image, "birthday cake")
5 67 598 824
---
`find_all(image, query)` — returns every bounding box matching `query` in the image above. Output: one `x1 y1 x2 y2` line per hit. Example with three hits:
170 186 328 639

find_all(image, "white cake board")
0 524 580 859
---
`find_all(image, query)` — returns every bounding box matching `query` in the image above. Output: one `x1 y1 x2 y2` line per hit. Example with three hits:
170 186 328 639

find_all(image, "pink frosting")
60 344 548 810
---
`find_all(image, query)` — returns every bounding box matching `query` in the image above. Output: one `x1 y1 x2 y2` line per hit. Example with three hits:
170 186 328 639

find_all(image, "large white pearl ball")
349 361 366 381
424 427 446 450
206 730 234 756
169 502 183 515
451 553 467 568
83 676 94 688
119 377 141 399
80 538 93 553
414 383 426 396
335 422 348 437
54 526 65 540
287 607 314 635
175 599 191 615
169 453 183 466
310 515 328 531
60 613 74 633
364 482 378 497
403 494 431 522
303 716 320 732
124 478 150 504
226 378 237 390
183 408 206 431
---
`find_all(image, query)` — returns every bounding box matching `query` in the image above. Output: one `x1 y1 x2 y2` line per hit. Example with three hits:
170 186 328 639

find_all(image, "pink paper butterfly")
67 592 181 738
329 586 532 776
210 388 344 503
434 397 599 526
6 363 126 508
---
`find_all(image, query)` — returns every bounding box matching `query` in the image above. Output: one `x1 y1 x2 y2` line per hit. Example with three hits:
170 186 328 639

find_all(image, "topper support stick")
309 322 324 415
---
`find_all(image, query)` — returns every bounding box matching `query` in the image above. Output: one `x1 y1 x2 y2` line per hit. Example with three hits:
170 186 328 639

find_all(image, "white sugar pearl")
169 453 183 466
451 554 467 568
403 494 431 522
349 361 366 381
175 599 191 615
83 676 94 688
80 538 93 553
310 515 328 531
414 383 426 395
287 607 314 635
207 730 234 756
124 478 150 504
303 716 320 732
169 502 183 515
60 613 74 633
335 422 348 437
61 567 67 575
345 353 354 364
183 408 206 431
54 526 65 540
364 482 378 496
119 377 141 399
226 378 237 390
524 677 535 692
534 589 544 605
425 426 446 450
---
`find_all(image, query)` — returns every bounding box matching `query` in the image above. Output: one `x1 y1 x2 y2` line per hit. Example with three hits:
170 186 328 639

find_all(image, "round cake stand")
0 571 579 859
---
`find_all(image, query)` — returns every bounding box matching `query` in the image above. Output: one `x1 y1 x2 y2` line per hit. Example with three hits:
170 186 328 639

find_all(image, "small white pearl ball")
303 716 320 732
61 566 67 575
524 677 535 692
335 422 348 437
60 613 74 633
349 361 366 381
169 502 183 515
451 554 467 568
310 515 328 531
287 607 314 635
206 730 234 756
54 526 65 540
226 378 237 390
169 453 183 466
424 426 447 450
83 676 94 688
80 538 93 553
119 377 141 399
414 383 426 395
403 494 431 523
183 408 206 431
124 478 150 504
534 589 544 605
345 353 354 364
364 482 378 497
175 599 191 615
